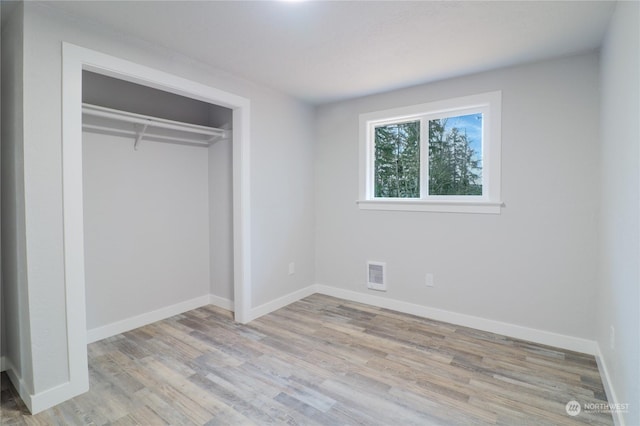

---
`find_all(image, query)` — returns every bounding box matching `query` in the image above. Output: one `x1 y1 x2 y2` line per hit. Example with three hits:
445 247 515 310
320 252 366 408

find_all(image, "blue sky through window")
441 113 482 160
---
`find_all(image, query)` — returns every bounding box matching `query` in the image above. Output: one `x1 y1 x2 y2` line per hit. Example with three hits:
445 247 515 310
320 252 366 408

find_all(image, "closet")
81 72 234 339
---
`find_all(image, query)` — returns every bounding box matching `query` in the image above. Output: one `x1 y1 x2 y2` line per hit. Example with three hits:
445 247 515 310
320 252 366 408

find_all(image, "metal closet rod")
82 103 227 139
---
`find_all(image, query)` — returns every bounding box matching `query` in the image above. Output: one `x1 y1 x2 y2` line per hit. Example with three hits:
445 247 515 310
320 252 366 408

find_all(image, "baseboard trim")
12 286 610 415
594 344 626 426
87 295 211 343
315 284 597 355
84 285 317 341
209 294 234 311
83 287 598 355
3 356 89 414
3 357 33 413
30 378 88 415
248 285 317 322
4 359 34 413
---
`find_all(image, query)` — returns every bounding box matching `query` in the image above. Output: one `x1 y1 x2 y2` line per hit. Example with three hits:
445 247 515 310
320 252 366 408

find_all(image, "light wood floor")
1 294 612 425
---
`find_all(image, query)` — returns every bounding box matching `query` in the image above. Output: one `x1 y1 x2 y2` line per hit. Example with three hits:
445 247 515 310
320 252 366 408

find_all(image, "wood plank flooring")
1 294 613 425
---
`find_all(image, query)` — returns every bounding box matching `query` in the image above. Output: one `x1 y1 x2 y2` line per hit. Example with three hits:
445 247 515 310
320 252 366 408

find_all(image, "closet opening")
81 72 235 342
61 43 251 400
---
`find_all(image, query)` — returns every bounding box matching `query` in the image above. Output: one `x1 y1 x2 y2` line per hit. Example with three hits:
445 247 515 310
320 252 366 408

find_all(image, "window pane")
428 113 482 196
374 121 420 198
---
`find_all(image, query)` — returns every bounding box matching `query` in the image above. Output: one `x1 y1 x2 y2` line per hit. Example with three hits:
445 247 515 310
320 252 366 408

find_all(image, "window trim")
358 91 503 214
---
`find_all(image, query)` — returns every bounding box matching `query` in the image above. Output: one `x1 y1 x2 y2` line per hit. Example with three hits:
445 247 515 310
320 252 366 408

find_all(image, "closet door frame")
61 43 252 396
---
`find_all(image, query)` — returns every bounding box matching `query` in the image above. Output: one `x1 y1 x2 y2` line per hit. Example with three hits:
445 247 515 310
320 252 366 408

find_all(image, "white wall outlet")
288 262 295 275
610 326 615 350
426 273 434 287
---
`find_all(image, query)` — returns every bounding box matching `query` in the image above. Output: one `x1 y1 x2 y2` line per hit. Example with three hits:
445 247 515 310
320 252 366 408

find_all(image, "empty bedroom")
1 0 638 425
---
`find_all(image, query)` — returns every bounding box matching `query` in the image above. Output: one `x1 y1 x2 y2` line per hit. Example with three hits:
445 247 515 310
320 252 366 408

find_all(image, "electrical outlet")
288 262 295 275
610 326 615 350
426 273 434 287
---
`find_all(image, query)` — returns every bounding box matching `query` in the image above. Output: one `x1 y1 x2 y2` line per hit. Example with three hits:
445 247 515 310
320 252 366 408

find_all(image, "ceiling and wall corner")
46 0 615 104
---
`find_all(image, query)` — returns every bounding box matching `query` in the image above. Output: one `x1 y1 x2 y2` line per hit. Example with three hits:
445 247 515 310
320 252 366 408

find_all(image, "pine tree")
428 118 481 195
374 116 481 198
374 121 420 198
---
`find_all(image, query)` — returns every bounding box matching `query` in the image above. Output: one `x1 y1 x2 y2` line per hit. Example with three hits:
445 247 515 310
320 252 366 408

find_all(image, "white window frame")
358 91 503 214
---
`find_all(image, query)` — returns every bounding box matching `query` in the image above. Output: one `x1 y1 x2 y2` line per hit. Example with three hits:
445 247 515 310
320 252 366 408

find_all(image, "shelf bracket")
134 123 149 151
208 129 231 144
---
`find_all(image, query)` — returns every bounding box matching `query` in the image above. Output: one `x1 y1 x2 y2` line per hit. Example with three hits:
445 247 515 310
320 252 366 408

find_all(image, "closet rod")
82 123 219 147
82 103 227 138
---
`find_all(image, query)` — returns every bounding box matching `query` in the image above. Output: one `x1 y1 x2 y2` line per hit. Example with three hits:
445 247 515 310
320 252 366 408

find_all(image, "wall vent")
367 261 387 291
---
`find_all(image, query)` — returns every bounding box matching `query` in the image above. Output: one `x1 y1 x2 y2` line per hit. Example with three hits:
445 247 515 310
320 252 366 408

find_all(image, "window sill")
356 199 504 214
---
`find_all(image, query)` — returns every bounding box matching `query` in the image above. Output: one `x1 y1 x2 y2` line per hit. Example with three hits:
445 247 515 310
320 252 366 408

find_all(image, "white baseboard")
86 286 311 343
7 294 229 414
315 284 597 355
13 286 611 415
87 295 211 343
209 294 234 311
594 344 626 426
83 286 599 355
248 285 317 322
3 356 89 414
4 358 34 412
30 378 88 415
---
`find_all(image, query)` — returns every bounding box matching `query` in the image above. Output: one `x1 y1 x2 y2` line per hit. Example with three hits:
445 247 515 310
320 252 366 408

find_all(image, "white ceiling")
50 1 615 104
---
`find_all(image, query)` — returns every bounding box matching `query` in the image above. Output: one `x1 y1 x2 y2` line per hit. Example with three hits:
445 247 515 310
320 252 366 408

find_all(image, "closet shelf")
82 103 228 149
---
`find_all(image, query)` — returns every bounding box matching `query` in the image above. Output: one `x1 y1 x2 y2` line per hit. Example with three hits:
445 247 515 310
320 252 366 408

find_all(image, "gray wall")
16 0 315 401
82 71 232 127
1 0 3 368
12 0 635 417
597 1 640 424
82 132 210 330
82 71 235 311
1 1 34 392
315 53 600 339
208 135 234 302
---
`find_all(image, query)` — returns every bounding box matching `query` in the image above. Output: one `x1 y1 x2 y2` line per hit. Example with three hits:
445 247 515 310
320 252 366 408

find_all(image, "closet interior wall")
81 72 233 336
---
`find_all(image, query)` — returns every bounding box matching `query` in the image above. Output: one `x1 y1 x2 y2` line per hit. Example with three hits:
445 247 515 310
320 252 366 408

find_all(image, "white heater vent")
367 261 387 291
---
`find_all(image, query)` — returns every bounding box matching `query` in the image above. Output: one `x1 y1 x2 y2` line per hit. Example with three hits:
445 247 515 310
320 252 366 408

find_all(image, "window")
358 91 502 214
